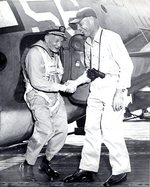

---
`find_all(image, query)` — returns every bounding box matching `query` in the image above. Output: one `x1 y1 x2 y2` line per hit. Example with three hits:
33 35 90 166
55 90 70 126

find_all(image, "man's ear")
44 35 49 43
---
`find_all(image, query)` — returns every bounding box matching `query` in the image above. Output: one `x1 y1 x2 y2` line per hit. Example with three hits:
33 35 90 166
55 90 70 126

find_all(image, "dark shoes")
63 170 127 185
63 169 94 183
39 156 59 180
19 160 36 182
103 173 127 186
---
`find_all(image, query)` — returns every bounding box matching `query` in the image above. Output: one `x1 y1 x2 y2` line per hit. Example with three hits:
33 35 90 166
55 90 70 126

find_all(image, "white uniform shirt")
85 28 133 90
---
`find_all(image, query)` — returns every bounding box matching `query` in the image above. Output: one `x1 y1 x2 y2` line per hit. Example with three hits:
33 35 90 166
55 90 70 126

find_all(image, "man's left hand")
112 89 126 111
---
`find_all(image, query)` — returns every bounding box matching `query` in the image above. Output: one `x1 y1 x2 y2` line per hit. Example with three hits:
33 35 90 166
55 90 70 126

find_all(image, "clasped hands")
60 80 78 93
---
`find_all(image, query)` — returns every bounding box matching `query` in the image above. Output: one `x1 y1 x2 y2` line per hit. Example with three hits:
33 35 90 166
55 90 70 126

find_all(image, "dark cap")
45 26 67 39
69 7 97 24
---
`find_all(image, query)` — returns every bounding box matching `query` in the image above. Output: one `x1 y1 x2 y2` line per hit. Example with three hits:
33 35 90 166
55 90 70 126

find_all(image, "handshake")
59 80 78 93
59 68 105 93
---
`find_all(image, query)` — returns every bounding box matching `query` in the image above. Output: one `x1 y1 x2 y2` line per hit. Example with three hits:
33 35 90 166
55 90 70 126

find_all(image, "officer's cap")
45 26 67 39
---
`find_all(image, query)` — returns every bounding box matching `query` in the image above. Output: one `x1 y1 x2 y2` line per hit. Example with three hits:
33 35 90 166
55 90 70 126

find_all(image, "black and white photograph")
0 0 150 186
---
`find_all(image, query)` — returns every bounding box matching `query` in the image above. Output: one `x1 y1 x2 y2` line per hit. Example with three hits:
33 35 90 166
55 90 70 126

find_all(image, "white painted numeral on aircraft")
53 0 78 35
19 0 60 25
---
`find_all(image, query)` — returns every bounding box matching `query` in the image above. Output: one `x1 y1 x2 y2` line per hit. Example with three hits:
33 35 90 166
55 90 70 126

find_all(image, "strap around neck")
98 29 103 70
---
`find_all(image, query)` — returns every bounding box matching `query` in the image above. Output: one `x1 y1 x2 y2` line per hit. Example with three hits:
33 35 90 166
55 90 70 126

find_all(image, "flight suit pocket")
26 90 37 109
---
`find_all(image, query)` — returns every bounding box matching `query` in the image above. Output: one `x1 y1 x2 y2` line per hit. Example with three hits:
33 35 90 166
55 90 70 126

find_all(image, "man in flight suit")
20 26 72 181
63 7 133 186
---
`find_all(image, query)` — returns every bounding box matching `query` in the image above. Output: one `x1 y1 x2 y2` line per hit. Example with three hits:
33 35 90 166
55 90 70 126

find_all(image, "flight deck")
0 120 149 187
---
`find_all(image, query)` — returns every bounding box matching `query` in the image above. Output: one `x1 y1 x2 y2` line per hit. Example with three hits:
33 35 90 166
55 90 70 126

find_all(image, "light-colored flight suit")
24 40 68 165
79 29 133 175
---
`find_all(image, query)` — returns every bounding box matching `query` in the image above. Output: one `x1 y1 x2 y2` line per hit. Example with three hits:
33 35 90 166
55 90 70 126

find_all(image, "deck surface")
0 120 150 187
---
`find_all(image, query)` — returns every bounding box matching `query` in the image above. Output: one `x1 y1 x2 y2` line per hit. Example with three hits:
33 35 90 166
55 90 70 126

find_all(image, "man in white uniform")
19 26 72 181
63 7 133 186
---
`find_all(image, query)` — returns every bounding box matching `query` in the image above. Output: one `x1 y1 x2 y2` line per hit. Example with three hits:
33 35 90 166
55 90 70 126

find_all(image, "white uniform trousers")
79 76 131 175
25 90 68 165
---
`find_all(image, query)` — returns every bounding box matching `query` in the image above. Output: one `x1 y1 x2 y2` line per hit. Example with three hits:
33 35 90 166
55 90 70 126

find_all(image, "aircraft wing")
128 36 150 92
126 40 150 112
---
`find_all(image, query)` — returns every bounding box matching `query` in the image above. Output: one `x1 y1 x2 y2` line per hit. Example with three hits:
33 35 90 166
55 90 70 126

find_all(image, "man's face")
47 35 64 53
77 17 91 37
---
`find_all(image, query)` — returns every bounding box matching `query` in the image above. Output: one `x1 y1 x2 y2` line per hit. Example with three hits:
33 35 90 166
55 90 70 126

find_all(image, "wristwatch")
117 88 126 92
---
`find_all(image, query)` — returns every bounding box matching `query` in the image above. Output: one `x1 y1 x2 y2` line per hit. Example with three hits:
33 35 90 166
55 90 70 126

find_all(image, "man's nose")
56 42 61 48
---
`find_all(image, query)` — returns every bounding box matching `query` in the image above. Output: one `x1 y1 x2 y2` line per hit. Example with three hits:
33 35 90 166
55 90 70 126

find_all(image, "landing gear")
124 107 150 121
68 116 86 135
